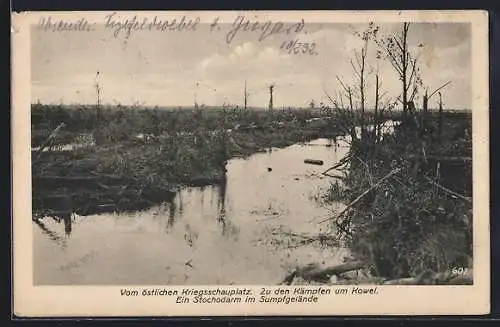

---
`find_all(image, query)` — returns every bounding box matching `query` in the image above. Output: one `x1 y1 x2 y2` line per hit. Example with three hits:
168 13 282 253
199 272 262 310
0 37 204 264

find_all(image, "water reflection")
216 177 233 237
167 196 176 231
33 138 352 285
63 215 72 236
33 219 68 248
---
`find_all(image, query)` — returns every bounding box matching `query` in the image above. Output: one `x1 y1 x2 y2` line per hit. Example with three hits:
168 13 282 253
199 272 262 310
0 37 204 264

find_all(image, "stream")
33 137 354 285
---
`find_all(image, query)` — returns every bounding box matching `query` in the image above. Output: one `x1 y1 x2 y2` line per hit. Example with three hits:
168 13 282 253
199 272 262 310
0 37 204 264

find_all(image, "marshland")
32 21 473 286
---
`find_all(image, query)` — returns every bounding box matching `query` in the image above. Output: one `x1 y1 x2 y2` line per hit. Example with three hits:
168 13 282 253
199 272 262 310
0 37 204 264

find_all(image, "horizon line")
30 102 473 112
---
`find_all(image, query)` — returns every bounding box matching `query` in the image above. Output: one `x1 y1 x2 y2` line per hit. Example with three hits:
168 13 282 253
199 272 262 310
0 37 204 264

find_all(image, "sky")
31 21 471 109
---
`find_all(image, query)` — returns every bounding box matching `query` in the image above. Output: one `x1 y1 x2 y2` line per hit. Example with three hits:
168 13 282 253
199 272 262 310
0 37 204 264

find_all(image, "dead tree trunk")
438 92 443 142
374 74 380 147
421 90 429 137
244 79 248 110
401 23 409 116
268 85 274 110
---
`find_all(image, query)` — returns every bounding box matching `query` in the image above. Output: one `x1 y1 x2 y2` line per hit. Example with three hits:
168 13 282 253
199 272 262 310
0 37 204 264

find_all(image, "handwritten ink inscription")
36 14 320 55
280 39 318 56
225 15 305 44
104 12 200 39
37 16 94 32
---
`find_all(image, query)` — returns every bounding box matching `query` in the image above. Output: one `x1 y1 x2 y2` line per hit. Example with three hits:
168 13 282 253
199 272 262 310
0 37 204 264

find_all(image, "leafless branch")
409 85 418 102
406 59 418 92
386 51 404 76
350 59 361 79
394 36 405 55
354 51 362 69
428 81 452 99
336 75 351 95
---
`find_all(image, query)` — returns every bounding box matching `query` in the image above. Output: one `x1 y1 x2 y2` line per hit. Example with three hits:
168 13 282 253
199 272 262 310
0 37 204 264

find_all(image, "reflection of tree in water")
199 185 205 209
63 215 72 236
166 198 177 231
51 214 73 237
33 218 68 249
164 190 186 232
216 179 226 224
177 191 184 216
215 177 239 238
330 137 338 153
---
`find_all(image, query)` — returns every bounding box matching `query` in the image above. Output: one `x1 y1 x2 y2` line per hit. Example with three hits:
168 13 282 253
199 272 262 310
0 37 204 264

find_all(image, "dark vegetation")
325 111 472 282
298 22 473 285
31 104 344 216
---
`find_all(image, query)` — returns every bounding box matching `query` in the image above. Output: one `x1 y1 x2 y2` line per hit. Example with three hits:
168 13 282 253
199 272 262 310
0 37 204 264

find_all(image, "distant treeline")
31 102 471 132
31 103 331 134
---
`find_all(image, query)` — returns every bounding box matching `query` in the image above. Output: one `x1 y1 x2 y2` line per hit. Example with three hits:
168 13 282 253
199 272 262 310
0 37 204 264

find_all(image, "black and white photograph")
12 10 490 317
28 14 478 287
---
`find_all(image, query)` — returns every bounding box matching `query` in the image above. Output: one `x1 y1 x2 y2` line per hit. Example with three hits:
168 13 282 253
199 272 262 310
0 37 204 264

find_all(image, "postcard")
11 10 490 317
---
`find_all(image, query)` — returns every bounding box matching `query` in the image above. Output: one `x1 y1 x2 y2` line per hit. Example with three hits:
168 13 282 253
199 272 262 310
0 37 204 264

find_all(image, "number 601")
452 267 468 275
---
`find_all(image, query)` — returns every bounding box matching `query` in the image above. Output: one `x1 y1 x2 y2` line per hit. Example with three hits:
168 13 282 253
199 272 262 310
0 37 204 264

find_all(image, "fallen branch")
409 154 472 162
426 177 472 203
318 168 401 224
33 122 66 163
383 269 473 285
428 81 452 100
281 261 368 285
322 173 344 180
321 155 351 175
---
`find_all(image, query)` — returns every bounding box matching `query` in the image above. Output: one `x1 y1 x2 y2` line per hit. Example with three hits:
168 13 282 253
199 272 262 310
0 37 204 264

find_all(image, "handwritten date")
280 39 318 55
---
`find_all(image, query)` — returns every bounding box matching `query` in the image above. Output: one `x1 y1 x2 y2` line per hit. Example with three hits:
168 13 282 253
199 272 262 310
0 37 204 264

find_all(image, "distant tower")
268 84 275 110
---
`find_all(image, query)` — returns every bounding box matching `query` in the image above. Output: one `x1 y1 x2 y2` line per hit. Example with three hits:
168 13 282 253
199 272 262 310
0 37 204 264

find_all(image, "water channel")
33 133 369 285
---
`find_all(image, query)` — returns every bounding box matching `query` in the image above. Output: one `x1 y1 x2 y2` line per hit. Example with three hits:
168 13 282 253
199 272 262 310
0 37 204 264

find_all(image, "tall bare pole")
438 92 443 141
95 71 101 123
268 84 274 110
244 79 248 109
194 82 199 109
374 73 380 144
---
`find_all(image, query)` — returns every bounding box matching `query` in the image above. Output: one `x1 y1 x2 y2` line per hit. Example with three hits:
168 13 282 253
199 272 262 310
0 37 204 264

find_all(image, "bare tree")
333 23 379 140
351 24 377 134
333 76 356 141
376 23 422 116
374 70 380 144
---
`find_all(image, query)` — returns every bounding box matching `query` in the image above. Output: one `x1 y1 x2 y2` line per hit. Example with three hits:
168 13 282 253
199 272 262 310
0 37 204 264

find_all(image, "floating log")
304 159 324 166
